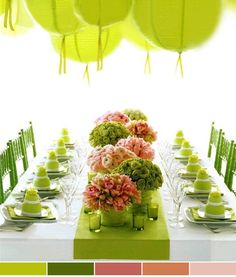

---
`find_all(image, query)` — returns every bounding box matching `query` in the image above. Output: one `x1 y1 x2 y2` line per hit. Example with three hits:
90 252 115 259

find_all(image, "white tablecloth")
1 154 236 261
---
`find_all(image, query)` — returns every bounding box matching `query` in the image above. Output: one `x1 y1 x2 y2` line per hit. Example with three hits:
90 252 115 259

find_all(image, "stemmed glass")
59 173 79 225
169 177 186 229
59 159 85 225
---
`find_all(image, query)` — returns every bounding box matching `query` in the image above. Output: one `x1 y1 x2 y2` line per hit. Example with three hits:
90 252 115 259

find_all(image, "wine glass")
169 177 186 229
59 173 79 225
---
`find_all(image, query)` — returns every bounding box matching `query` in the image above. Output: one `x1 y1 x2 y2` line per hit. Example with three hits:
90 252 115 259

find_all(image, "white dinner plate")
14 207 48 218
184 207 236 225
34 182 58 191
1 203 58 223
198 206 231 220
183 183 221 197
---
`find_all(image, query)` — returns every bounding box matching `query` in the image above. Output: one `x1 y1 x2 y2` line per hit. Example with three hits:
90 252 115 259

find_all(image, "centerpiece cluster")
84 109 163 226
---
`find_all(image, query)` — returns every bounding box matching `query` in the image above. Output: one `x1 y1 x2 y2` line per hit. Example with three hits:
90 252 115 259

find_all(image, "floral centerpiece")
95 111 130 125
83 174 141 226
123 109 148 121
116 137 155 160
113 158 163 205
87 145 137 173
126 120 157 143
89 122 131 147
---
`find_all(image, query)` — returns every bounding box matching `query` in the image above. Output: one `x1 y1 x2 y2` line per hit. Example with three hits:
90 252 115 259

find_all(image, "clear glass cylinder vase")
101 209 127 227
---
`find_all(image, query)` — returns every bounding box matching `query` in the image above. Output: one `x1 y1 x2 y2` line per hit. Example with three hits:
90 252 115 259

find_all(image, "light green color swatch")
0 263 46 275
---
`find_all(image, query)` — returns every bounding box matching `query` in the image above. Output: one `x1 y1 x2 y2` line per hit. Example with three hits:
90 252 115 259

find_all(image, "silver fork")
203 224 236 233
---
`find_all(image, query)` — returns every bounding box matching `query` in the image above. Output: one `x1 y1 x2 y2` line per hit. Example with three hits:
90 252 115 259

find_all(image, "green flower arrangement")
113 158 163 191
123 109 148 121
89 122 131 147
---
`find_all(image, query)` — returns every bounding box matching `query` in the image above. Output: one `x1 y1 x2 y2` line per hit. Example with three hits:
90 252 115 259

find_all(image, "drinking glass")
59 173 79 225
169 177 186 229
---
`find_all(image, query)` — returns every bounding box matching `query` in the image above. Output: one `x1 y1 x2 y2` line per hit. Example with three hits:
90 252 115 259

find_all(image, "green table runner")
74 190 169 260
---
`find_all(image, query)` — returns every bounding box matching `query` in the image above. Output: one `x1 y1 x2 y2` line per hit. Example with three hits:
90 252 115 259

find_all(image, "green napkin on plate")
6 205 56 221
189 207 236 222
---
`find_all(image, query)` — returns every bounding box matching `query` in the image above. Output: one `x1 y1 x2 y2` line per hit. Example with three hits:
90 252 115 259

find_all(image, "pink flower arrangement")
116 137 155 160
83 174 141 211
95 111 130 125
87 145 136 173
126 120 157 143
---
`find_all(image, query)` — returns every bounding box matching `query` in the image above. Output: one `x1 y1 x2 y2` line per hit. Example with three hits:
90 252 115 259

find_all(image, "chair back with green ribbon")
0 146 16 203
207 122 223 171
227 143 236 192
7 131 28 185
217 132 234 187
21 121 37 161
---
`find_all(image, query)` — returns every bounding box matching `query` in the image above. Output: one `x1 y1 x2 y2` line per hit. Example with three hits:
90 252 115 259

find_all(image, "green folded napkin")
189 207 236 222
6 205 56 221
175 156 189 160
180 172 197 179
57 155 73 160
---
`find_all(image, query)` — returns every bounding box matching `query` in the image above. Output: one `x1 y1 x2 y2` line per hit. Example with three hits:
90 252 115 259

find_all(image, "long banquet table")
1 152 236 261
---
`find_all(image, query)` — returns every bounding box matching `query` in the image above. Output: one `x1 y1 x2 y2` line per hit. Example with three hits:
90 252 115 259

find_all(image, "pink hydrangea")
126 120 157 143
83 174 141 211
116 137 155 160
95 111 130 125
87 145 136 173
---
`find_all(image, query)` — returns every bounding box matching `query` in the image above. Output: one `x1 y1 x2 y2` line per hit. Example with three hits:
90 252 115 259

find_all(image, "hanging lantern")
0 0 33 35
133 0 222 77
0 0 5 15
122 15 159 74
74 0 132 70
227 0 236 9
51 24 121 82
25 0 82 73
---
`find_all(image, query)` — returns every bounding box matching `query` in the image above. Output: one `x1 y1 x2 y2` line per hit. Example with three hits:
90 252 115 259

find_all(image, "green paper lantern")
25 0 82 73
0 0 5 15
51 24 121 81
25 0 81 35
121 15 159 73
0 0 33 34
122 16 156 51
74 0 132 70
227 0 236 9
74 0 132 27
133 0 222 75
52 25 121 63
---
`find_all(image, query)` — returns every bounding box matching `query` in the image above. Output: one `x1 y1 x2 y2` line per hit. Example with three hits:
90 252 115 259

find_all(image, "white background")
0 8 235 155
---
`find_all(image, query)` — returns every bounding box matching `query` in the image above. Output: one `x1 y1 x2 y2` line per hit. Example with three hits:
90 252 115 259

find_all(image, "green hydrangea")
123 109 148 121
89 122 131 147
113 158 163 191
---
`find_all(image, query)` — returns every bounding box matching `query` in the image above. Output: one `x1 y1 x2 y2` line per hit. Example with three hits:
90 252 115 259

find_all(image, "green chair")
7 131 28 186
0 146 16 204
227 143 236 192
21 121 37 161
216 133 234 189
207 122 223 172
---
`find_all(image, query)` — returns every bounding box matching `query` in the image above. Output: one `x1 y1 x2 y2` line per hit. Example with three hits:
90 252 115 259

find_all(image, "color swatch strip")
143 262 189 275
95 262 141 275
1 262 236 275
0 263 46 275
190 263 236 275
47 262 94 275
